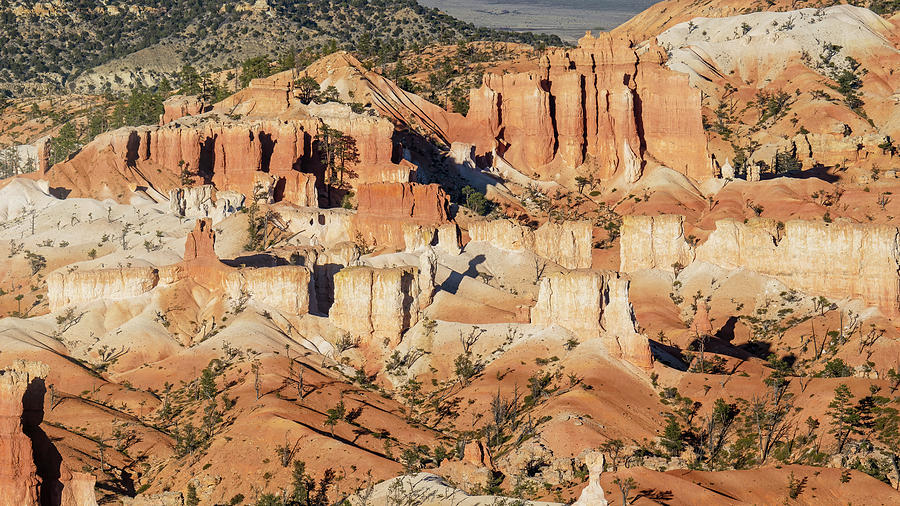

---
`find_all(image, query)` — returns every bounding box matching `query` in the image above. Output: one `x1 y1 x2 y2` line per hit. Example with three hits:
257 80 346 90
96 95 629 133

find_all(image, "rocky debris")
347 473 562 506
47 267 160 313
573 452 609 506
122 491 184 506
697 218 900 316
463 32 709 182
330 266 421 348
619 214 695 273
468 219 593 269
161 95 207 124
532 270 652 369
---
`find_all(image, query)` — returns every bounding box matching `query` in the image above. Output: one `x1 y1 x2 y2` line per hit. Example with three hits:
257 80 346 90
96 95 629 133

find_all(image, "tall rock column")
0 361 49 506
601 275 653 369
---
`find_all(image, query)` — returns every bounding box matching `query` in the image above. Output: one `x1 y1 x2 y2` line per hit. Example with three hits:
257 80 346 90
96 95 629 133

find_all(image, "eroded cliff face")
330 266 421 348
352 182 452 251
46 107 396 204
224 267 311 315
619 214 695 273
463 32 710 183
468 219 593 269
47 220 313 316
697 218 900 316
531 270 652 369
47 267 160 313
0 361 47 506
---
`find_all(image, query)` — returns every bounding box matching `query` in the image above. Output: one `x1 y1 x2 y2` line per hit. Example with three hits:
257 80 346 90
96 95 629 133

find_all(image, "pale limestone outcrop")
169 184 247 222
437 224 462 255
418 247 437 311
0 361 47 506
62 472 99 506
573 452 609 506
48 220 313 316
330 266 420 346
532 270 652 369
469 219 592 269
224 267 311 315
697 218 900 316
533 221 593 270
47 267 160 312
602 276 653 369
619 215 694 273
720 159 735 180
532 270 606 336
402 223 437 252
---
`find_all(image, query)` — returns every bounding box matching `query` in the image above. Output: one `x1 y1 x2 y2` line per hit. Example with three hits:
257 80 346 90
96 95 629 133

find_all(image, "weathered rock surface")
573 452 609 506
468 219 593 269
463 32 710 182
161 95 207 124
45 105 396 203
330 266 420 347
47 267 160 313
619 214 695 273
352 182 451 251
697 218 900 316
48 219 313 316
0 361 47 506
532 270 652 368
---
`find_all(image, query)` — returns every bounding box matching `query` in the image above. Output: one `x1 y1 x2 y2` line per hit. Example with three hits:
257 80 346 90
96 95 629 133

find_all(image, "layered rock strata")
47 219 313 316
330 266 422 346
351 182 452 251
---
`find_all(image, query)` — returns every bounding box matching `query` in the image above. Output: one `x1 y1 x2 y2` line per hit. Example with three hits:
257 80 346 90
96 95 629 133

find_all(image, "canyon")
1 1 900 504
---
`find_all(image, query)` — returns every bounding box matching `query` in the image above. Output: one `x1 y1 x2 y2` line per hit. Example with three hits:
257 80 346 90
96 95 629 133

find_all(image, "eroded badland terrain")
2 0 900 504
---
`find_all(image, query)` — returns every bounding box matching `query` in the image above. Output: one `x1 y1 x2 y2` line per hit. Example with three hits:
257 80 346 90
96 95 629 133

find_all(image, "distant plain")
417 0 660 40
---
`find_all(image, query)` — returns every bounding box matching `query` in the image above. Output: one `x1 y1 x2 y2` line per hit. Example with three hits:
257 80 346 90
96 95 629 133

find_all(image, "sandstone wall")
330 266 420 345
619 214 695 273
0 361 47 506
463 32 710 182
531 270 652 369
224 266 311 315
468 219 593 269
47 267 160 312
352 182 451 251
48 110 397 203
697 218 900 316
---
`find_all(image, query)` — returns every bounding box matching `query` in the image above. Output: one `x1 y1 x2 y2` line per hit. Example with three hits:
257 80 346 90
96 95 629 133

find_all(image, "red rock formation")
161 95 206 124
0 361 45 506
462 32 710 183
45 110 395 203
352 183 451 250
184 218 216 262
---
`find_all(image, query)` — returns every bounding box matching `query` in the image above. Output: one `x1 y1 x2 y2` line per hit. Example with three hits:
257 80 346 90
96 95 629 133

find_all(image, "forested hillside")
0 0 560 95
